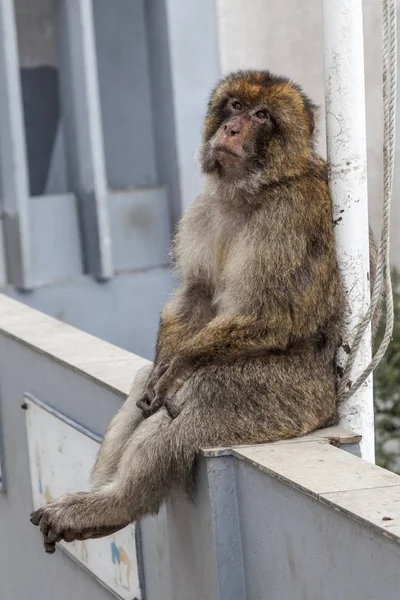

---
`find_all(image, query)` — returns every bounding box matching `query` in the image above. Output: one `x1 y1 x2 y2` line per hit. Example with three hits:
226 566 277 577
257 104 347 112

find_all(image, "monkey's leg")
30 413 188 551
30 355 337 554
91 364 153 489
30 377 228 553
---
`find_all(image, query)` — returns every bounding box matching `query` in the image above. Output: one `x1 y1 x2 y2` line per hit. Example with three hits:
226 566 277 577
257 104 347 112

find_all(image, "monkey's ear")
302 94 318 137
308 103 318 137
309 110 315 136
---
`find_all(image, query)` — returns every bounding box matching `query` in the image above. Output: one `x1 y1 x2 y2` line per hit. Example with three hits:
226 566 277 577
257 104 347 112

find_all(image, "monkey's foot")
30 492 129 554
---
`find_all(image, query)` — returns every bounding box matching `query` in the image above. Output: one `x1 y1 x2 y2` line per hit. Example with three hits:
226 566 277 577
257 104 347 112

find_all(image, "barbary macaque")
32 70 374 554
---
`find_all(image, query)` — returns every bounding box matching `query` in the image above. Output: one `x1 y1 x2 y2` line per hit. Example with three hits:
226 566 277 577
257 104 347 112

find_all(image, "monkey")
31 70 376 554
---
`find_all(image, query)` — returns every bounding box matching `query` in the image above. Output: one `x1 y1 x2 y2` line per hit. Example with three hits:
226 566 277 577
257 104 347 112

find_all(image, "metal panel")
145 0 221 221
0 0 33 289
0 398 5 492
56 0 112 281
25 394 143 600
31 193 83 286
163 460 220 600
162 0 221 214
144 0 181 224
206 456 247 600
44 121 68 195
109 188 171 273
27 187 170 286
93 0 157 190
0 216 7 286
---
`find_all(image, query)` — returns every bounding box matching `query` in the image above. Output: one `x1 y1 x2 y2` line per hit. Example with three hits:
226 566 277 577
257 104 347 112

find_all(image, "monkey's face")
201 70 316 185
202 98 274 178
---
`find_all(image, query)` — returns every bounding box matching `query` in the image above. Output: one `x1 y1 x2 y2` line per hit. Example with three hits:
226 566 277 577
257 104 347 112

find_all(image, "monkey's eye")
231 100 243 111
255 110 270 120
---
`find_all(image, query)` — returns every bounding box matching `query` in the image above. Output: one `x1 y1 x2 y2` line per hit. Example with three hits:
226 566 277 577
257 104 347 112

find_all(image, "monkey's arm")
151 311 293 409
156 279 215 363
143 305 201 397
177 313 291 361
137 280 215 412
153 238 342 411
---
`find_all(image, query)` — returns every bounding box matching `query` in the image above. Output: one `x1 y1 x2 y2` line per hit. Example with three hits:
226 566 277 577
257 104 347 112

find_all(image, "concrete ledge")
204 435 400 547
202 425 362 457
0 293 149 396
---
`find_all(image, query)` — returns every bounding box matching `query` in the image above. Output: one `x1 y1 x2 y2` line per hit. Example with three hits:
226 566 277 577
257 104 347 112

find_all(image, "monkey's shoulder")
257 165 332 227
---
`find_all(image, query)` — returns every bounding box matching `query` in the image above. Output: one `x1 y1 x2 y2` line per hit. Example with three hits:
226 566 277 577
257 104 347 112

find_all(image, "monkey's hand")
136 361 170 415
139 357 193 419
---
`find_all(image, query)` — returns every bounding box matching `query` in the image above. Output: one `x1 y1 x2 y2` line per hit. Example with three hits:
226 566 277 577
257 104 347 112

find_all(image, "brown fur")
31 70 373 553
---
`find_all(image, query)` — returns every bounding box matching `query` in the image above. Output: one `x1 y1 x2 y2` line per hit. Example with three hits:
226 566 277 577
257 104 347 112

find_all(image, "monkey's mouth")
213 145 241 159
201 143 246 175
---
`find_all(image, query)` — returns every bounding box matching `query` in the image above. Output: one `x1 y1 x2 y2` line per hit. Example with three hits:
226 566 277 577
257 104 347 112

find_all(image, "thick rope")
338 0 396 401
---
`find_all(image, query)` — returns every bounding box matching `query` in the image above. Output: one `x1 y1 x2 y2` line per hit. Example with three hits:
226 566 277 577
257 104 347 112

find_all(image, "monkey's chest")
187 210 254 311
190 220 235 280
209 238 250 314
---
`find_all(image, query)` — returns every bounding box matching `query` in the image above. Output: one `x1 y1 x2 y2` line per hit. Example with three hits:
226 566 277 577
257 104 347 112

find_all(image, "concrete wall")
1 296 400 600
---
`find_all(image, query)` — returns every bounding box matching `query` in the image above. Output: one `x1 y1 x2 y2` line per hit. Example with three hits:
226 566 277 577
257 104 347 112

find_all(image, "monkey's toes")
44 540 57 554
30 507 45 526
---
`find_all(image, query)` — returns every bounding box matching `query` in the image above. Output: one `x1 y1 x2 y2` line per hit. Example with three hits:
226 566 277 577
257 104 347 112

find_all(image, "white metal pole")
322 0 375 462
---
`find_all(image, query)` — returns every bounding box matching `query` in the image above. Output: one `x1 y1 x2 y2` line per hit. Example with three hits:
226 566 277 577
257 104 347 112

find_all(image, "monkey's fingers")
138 391 181 419
144 385 155 403
143 362 170 404
136 394 151 411
163 398 181 419
140 401 161 419
150 362 170 384
150 394 181 419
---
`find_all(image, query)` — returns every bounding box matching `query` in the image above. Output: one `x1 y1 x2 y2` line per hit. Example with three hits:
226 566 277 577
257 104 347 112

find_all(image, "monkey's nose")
224 124 241 136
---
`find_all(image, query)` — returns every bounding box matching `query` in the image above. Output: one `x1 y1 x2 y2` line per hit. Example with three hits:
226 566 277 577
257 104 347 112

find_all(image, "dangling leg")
30 356 338 553
30 399 194 552
30 370 230 553
91 364 152 488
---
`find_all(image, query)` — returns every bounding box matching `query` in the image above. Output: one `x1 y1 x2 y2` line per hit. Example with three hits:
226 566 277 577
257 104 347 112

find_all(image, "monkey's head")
201 70 317 189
